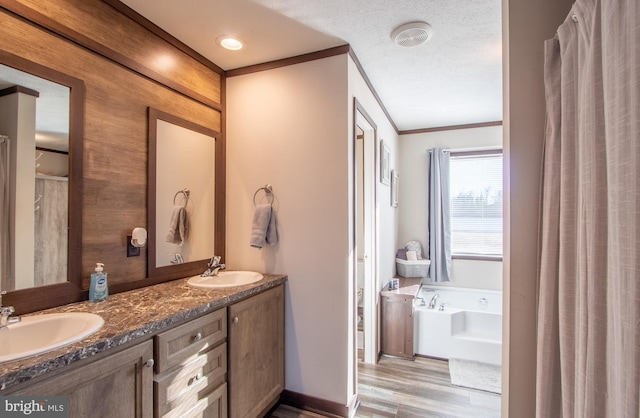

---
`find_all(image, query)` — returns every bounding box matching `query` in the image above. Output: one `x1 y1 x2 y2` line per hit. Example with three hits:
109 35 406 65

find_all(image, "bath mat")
448 358 502 394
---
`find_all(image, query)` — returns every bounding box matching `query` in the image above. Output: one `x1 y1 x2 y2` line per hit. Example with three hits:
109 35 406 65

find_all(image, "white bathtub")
414 286 502 365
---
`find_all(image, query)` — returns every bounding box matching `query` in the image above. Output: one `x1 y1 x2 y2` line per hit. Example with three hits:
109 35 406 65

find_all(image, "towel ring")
253 184 274 206
173 188 190 207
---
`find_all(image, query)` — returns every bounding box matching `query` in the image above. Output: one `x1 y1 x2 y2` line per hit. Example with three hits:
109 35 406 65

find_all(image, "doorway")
354 101 378 366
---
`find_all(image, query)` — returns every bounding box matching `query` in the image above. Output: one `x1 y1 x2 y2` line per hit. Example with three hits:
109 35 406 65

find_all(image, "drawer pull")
192 332 203 342
144 359 155 368
232 317 239 324
188 372 204 385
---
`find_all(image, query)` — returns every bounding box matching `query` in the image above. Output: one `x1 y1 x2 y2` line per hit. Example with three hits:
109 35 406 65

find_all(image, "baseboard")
280 390 350 418
346 392 359 418
415 353 449 362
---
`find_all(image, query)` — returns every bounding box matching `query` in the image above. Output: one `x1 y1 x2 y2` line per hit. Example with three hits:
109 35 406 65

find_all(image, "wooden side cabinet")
228 285 285 418
9 340 154 417
380 295 415 359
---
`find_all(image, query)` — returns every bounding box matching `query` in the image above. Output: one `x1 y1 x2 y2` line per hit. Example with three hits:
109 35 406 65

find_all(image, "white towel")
250 204 278 249
166 205 187 245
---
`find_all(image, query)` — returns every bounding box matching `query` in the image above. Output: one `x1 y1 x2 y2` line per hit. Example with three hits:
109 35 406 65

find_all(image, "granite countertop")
0 273 287 392
380 277 423 298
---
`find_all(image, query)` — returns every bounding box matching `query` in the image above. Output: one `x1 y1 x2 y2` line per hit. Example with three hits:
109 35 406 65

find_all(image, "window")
449 150 503 258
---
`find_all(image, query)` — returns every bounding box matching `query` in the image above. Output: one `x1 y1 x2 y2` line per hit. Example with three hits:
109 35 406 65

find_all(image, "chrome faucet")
428 293 440 309
0 291 20 328
201 256 226 277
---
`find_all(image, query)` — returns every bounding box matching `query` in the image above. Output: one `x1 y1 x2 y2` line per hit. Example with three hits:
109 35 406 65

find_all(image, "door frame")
353 99 379 366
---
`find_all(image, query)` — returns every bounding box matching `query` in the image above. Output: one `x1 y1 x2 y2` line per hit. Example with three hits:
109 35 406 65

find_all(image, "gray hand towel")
250 204 278 249
166 205 187 245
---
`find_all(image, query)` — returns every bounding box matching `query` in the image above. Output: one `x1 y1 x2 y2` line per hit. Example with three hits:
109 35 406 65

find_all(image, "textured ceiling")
124 0 503 131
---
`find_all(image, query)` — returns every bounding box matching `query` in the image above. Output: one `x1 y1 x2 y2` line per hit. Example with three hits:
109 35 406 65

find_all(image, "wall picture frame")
380 140 390 185
391 169 399 207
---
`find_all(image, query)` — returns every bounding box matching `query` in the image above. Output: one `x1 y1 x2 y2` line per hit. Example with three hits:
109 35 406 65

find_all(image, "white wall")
226 53 400 408
347 55 399 396
155 120 215 267
226 55 351 404
0 91 37 289
36 150 68 177
347 58 400 290
398 126 503 290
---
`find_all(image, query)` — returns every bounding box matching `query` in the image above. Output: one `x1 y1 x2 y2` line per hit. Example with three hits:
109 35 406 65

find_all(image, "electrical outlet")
127 235 140 257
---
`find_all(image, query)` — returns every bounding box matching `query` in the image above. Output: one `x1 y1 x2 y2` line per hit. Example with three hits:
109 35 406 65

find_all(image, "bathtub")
414 286 502 366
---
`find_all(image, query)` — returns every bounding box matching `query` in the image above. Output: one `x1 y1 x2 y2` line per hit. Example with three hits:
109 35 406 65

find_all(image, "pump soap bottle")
89 262 109 302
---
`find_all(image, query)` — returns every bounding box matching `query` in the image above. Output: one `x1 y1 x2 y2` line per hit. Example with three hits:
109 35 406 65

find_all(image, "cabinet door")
228 285 284 418
381 296 414 359
12 340 154 418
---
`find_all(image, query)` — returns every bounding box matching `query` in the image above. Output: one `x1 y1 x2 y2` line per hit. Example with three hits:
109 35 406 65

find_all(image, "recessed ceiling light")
217 35 244 51
391 22 433 47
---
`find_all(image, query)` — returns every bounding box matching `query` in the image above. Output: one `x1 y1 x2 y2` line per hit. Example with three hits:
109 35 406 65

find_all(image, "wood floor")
269 356 501 418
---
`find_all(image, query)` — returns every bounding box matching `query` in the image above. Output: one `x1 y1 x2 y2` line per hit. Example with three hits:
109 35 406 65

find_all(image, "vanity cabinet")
381 295 415 359
154 309 228 418
2 282 286 418
9 340 154 417
228 285 285 418
380 278 422 360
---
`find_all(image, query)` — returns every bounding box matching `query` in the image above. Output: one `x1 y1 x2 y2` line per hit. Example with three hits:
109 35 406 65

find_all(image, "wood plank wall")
0 0 223 292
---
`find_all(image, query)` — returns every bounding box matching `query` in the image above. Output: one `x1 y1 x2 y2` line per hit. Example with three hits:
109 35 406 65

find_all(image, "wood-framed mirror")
147 108 225 283
0 50 85 314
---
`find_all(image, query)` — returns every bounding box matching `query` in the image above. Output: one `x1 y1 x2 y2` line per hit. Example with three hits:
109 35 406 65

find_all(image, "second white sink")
0 312 104 364
187 271 264 289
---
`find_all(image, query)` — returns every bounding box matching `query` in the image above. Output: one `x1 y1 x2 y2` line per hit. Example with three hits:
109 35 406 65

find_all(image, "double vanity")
0 272 286 418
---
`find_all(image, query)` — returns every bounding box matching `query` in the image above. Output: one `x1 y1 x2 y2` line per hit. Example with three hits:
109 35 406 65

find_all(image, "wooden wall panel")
0 3 222 293
0 0 221 108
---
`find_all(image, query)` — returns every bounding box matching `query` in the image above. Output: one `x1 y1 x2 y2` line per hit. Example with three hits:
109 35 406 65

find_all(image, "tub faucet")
0 291 20 328
201 256 225 277
428 293 440 309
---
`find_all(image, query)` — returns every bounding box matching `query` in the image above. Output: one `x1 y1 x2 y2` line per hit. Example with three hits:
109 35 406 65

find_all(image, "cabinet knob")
144 359 155 368
232 317 239 324
189 372 203 385
192 332 203 342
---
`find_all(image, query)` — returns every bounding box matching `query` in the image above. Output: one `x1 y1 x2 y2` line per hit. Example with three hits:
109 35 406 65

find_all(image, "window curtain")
536 0 640 417
428 148 451 282
0 137 9 291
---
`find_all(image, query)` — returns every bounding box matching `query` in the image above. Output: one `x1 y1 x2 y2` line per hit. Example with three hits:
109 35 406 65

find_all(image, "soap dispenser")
89 262 109 303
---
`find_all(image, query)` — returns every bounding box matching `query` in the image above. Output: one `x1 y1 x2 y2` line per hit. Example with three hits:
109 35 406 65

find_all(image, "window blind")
449 152 503 256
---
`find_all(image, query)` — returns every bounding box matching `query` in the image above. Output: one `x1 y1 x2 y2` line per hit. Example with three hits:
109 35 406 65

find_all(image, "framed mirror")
147 108 224 282
0 50 85 314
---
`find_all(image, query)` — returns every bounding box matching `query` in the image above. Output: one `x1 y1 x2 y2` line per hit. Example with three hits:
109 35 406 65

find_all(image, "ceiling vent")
391 22 433 47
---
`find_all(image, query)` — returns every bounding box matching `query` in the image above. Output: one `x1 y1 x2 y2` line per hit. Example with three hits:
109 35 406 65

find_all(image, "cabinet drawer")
155 343 227 417
163 382 227 418
155 309 226 373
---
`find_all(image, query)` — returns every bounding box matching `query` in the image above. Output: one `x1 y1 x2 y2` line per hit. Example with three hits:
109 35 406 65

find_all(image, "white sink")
187 271 264 289
0 312 104 363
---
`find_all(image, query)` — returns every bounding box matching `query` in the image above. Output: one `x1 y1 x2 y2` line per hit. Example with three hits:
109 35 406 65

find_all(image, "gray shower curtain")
536 0 639 416
428 148 450 282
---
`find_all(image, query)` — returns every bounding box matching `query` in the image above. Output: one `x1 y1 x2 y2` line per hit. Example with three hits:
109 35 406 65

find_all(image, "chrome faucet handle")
0 305 19 328
209 256 221 267
1 306 14 316
202 256 224 277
